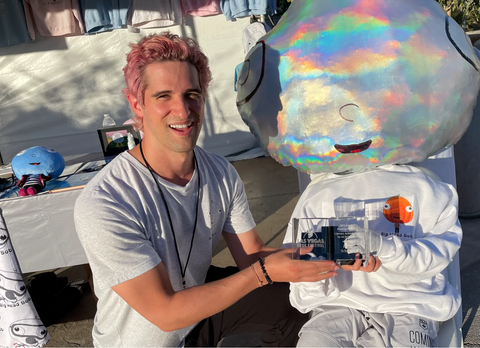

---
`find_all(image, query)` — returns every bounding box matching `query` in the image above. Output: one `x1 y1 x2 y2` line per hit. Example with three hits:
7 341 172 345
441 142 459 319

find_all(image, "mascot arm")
39 174 52 187
377 188 461 283
16 175 28 188
41 174 52 181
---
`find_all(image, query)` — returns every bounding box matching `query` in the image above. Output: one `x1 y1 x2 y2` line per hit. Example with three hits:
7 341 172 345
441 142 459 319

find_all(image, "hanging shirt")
23 0 85 39
181 0 221 17
267 0 275 15
0 0 32 47
79 0 130 34
220 0 267 21
128 0 182 30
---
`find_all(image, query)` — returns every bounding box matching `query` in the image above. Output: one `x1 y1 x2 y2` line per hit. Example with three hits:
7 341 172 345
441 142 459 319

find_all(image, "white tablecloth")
0 189 88 273
0 153 105 273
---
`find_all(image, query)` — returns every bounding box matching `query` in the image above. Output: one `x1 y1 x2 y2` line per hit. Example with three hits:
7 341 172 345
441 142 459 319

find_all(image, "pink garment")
128 0 183 29
181 0 221 16
23 0 84 40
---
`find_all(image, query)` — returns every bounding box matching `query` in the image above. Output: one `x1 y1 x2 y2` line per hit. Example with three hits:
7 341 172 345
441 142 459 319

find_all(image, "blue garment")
267 0 276 15
0 0 32 47
79 0 130 34
220 0 267 21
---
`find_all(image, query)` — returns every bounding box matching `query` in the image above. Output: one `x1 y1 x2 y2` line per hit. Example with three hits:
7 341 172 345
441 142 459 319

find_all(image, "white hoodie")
283 164 461 322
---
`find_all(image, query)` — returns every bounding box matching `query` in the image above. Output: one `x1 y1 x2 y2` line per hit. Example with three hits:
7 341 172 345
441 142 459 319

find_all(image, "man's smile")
169 122 193 130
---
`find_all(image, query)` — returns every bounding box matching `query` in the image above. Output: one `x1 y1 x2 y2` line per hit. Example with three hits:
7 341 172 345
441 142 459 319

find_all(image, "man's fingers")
360 255 377 272
373 257 382 272
303 259 339 272
292 260 339 282
291 270 338 283
297 246 314 255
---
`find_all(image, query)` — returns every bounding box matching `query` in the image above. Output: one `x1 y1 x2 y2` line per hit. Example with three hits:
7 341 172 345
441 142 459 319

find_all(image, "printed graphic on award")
291 216 371 265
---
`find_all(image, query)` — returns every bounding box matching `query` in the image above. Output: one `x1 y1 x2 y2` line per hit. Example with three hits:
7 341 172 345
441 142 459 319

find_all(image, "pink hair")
122 32 212 130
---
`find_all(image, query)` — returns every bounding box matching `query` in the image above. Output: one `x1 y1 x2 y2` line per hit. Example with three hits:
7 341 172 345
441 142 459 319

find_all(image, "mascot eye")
47 149 57 153
16 282 26 292
236 41 265 107
406 206 413 213
16 150 27 156
13 325 25 334
384 203 391 210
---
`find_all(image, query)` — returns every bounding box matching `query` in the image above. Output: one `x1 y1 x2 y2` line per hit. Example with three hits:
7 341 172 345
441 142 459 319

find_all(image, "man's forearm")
237 246 281 270
144 266 261 331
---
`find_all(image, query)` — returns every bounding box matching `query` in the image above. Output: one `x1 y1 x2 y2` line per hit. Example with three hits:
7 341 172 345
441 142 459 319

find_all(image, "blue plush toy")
11 146 65 196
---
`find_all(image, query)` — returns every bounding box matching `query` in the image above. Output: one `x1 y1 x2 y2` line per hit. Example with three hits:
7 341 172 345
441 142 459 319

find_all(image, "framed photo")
97 125 140 163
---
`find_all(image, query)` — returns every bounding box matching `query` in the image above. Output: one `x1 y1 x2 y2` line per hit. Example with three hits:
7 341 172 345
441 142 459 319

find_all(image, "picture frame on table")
97 125 140 163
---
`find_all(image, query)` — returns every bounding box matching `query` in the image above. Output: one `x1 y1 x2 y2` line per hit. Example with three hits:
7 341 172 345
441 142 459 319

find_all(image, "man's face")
134 61 205 154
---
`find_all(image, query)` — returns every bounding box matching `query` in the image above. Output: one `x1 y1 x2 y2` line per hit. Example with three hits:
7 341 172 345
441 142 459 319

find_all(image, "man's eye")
188 93 201 100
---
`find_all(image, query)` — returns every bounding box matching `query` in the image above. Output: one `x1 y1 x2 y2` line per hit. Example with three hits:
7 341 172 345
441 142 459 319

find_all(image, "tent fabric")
0 15 257 164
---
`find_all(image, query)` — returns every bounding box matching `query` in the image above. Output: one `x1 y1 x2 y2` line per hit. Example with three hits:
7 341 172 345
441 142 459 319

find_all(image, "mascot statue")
11 146 65 196
236 0 480 347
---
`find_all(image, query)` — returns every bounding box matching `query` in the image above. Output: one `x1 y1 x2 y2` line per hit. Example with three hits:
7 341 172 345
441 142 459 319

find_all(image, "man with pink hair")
74 32 341 347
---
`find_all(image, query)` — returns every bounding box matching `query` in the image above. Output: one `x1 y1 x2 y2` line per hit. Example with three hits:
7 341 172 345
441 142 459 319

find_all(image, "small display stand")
292 216 370 265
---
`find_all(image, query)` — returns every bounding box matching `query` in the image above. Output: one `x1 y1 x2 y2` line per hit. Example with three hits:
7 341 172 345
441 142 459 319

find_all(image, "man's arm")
222 227 276 269
112 242 338 332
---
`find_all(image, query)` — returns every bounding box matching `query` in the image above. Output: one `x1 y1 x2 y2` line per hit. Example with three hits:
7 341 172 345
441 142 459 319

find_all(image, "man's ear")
127 94 144 118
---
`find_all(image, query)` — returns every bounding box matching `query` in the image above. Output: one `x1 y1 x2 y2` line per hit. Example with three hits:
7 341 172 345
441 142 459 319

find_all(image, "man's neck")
131 141 195 186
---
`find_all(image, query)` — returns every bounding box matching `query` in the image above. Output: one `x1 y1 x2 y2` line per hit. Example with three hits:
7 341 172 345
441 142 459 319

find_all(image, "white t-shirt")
283 164 461 322
74 147 256 347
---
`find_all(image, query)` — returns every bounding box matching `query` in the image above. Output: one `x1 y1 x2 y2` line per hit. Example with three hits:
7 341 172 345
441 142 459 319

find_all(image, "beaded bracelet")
258 257 273 285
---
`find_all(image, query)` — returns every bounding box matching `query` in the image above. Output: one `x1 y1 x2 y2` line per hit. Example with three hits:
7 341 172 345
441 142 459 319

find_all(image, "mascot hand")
344 225 382 256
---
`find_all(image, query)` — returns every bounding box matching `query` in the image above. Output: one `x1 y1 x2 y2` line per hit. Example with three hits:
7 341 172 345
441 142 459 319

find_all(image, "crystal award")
292 216 371 266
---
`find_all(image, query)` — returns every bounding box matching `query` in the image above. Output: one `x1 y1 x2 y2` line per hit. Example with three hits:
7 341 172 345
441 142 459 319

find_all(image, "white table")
0 153 105 273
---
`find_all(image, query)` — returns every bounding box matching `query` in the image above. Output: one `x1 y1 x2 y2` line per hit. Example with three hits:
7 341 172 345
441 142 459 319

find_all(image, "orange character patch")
383 195 413 235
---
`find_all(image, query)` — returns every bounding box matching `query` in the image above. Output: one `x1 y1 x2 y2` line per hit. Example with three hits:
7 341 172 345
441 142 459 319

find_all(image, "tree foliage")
437 0 480 30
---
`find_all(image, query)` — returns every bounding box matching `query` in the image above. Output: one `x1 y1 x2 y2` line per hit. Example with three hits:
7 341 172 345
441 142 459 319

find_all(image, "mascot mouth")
29 162 41 165
334 140 372 154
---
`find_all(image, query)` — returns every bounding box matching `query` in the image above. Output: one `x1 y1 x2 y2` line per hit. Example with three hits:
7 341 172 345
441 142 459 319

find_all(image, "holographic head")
236 0 480 173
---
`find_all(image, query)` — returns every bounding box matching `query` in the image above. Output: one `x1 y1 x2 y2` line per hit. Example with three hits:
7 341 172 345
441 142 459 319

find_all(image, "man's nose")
172 97 190 119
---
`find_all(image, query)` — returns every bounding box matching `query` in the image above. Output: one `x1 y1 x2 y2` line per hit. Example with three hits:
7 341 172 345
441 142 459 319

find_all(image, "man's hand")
341 254 382 272
261 247 339 283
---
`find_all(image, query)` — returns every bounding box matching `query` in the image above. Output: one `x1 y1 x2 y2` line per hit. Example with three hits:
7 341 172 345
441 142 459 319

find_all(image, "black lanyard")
139 141 200 289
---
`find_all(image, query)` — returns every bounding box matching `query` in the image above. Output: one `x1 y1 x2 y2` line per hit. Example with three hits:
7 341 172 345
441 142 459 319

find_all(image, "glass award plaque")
292 216 371 265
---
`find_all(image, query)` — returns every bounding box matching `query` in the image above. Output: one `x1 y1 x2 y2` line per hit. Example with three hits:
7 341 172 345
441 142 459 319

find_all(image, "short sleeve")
74 188 161 290
221 163 256 234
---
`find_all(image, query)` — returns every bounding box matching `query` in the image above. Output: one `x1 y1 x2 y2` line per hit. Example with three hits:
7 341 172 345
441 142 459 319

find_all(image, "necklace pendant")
182 278 186 289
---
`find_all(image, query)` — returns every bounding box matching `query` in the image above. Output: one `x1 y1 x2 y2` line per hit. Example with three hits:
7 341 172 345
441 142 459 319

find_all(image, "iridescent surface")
236 0 480 173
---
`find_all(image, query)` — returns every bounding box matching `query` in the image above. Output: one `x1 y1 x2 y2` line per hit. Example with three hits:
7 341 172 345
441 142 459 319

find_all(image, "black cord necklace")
139 141 200 289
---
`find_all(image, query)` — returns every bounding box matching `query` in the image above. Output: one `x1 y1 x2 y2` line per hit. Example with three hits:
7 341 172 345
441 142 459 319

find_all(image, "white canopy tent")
0 15 258 165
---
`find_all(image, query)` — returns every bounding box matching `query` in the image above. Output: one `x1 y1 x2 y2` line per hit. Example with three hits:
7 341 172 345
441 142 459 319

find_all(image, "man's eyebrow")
151 90 172 98
151 89 203 98
185 88 202 94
